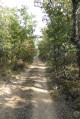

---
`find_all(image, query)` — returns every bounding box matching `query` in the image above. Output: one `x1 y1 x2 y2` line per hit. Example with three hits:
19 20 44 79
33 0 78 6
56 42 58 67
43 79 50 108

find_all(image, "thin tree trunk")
72 0 78 44
63 45 66 78
77 49 80 77
71 0 80 77
53 45 57 77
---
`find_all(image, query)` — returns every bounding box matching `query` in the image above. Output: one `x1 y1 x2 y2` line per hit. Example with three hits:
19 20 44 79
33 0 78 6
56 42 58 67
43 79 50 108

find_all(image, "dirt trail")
0 56 58 119
0 56 72 119
32 57 58 119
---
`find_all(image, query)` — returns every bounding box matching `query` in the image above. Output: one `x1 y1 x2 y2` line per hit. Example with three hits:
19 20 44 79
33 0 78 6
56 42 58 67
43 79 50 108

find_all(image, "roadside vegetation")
37 0 80 118
0 5 36 79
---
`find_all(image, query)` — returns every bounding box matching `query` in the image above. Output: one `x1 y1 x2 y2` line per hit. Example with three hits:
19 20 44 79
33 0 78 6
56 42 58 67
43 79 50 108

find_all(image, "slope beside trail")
0 56 73 119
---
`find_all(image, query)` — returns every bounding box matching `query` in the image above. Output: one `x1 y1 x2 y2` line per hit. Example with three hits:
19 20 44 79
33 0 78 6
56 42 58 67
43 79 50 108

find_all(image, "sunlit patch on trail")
30 63 47 69
0 86 11 95
35 83 42 88
31 87 48 93
42 99 53 103
5 96 27 108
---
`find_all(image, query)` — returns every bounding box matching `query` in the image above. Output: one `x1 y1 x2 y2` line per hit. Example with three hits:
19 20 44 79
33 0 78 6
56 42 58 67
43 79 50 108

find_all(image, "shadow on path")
0 59 38 119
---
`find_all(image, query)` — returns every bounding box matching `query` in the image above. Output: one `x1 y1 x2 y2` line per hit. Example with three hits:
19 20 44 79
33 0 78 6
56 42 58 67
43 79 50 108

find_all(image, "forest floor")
0 56 74 119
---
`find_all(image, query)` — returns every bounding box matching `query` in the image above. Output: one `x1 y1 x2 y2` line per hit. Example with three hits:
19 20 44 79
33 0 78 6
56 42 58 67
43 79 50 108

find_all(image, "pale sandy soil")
0 56 73 119
32 57 58 119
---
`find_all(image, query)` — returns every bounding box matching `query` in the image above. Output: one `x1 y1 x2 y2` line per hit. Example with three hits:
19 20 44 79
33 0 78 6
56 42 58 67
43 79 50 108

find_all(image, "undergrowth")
46 67 80 118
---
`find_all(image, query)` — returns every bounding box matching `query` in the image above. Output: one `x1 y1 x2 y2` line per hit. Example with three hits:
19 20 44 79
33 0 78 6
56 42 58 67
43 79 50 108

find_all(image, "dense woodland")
38 0 80 78
0 5 36 73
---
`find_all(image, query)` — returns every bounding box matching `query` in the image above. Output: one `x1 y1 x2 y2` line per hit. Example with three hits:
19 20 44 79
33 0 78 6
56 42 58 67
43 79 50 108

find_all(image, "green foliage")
0 5 36 72
38 1 80 114
38 0 80 78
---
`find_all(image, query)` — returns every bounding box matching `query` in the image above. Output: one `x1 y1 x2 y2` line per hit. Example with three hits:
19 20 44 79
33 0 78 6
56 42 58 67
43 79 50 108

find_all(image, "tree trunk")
63 45 66 78
72 0 80 77
53 45 57 77
77 48 80 77
72 0 78 44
